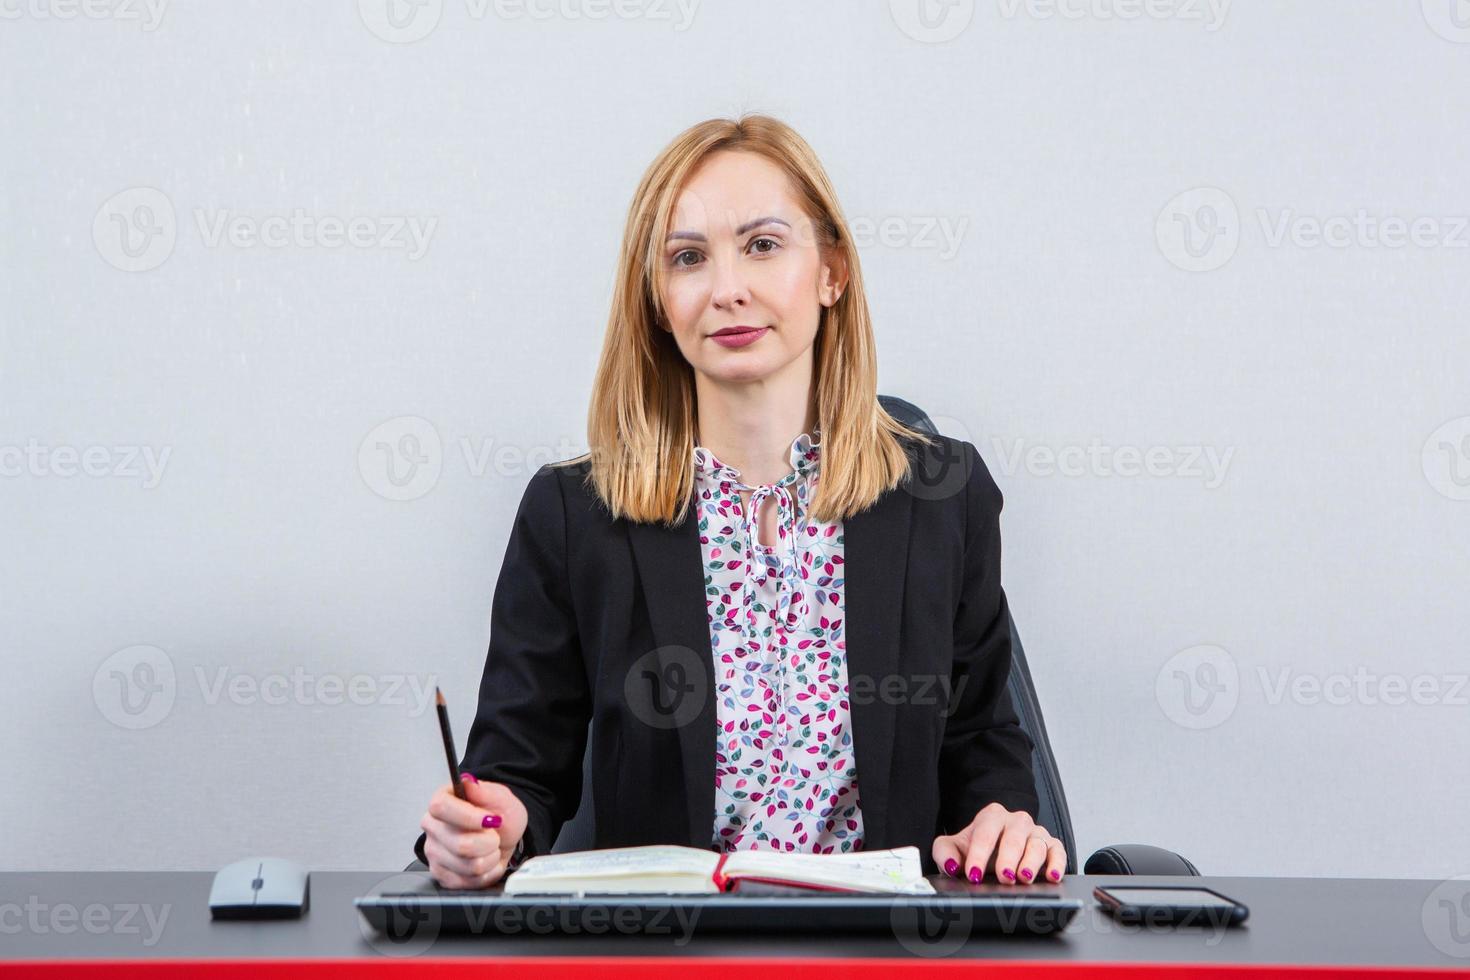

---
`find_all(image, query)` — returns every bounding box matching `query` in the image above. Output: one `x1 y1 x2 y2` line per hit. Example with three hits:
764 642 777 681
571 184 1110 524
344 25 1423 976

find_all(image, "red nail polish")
1050 869 1061 881
968 866 981 884
944 858 959 877
1020 868 1033 880
482 814 501 829
1002 868 1015 881
460 772 478 783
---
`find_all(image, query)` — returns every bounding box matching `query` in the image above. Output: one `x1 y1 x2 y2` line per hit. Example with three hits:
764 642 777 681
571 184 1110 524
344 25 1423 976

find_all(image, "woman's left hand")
932 802 1067 885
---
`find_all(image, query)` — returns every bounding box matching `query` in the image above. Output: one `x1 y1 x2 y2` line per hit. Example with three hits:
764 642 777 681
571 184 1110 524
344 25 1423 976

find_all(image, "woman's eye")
670 238 778 268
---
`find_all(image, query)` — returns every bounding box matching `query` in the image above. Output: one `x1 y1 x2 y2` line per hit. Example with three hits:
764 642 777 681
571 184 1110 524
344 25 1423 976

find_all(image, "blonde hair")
555 113 936 526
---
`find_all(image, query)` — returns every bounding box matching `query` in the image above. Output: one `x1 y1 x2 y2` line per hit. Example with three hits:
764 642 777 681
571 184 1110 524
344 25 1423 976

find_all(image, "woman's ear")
819 248 849 308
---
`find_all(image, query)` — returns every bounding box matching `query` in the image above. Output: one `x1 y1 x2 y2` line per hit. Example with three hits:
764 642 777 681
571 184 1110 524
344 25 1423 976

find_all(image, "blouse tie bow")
695 430 822 744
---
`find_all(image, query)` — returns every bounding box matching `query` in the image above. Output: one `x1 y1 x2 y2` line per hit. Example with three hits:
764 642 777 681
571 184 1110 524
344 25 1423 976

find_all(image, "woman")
414 114 1068 889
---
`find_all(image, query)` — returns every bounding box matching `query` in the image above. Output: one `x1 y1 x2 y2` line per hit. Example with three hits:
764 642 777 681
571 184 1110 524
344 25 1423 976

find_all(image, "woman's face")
657 150 846 386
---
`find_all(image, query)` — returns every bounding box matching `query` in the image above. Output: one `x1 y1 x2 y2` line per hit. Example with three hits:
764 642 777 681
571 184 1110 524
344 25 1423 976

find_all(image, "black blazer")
415 431 1039 877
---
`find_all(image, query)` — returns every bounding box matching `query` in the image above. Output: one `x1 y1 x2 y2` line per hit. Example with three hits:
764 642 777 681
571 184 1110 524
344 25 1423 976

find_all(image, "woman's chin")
700 357 781 385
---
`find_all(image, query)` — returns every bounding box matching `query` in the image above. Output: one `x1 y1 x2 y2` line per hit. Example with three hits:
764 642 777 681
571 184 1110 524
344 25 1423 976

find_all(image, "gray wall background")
3 0 1467 878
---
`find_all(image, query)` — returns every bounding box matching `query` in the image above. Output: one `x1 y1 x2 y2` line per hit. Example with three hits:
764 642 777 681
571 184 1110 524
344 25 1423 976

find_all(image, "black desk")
4 871 1469 976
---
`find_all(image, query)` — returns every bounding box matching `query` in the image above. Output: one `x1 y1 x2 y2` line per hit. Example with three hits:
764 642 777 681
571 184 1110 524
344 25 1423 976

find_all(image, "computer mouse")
209 857 310 919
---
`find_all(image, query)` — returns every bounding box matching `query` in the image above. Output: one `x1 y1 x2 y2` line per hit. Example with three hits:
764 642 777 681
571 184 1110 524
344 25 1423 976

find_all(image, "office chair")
410 395 1200 877
872 394 1199 875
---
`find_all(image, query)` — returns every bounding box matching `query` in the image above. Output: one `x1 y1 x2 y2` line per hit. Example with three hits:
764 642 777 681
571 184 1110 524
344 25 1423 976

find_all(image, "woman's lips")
710 327 769 349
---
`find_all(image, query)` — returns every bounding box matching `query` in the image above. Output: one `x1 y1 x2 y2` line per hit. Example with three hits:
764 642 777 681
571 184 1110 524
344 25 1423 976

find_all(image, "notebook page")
504 844 719 883
722 845 937 894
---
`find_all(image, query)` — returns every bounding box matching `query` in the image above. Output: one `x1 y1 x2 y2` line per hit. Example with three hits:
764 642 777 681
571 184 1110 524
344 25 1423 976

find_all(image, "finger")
989 819 1033 885
421 811 501 854
422 813 501 876
431 868 489 890
424 825 503 881
1015 837 1049 884
962 811 1007 883
1042 839 1068 882
424 835 484 881
426 849 502 890
931 831 971 878
421 813 500 867
429 782 504 832
464 775 529 816
461 777 529 840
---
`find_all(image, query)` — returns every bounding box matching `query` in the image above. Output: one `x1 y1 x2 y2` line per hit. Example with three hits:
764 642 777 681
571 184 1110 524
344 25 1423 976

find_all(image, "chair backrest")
553 395 1077 874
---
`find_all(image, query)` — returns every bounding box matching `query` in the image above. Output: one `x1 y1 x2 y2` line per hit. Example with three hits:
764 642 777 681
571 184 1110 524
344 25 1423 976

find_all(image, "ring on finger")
1018 835 1051 879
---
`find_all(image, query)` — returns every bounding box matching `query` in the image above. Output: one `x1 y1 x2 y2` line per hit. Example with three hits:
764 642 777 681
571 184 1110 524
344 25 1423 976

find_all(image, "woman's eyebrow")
666 215 791 243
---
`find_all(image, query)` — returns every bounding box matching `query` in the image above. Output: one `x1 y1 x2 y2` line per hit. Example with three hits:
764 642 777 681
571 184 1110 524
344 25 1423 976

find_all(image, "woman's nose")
709 254 752 310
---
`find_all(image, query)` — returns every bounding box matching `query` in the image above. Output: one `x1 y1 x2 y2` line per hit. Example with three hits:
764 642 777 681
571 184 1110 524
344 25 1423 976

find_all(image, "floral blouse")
693 428 865 854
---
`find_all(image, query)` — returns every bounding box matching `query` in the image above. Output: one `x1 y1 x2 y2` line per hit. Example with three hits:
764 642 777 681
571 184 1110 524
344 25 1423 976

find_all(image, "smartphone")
1094 885 1249 927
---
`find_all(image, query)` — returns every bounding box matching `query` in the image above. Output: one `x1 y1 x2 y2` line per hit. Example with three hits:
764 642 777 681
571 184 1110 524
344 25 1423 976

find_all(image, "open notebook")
501 844 937 896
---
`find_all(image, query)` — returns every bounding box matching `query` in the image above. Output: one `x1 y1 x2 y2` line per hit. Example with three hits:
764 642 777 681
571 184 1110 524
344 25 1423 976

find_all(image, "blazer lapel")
626 477 914 852
626 507 718 849
842 480 914 849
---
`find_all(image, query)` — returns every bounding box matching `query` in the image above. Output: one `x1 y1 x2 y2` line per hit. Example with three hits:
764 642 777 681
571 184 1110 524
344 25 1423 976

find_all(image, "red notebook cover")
710 853 871 894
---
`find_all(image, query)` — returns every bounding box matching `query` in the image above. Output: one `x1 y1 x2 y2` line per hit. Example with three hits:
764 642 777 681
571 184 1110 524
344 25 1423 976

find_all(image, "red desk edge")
5 958 1468 977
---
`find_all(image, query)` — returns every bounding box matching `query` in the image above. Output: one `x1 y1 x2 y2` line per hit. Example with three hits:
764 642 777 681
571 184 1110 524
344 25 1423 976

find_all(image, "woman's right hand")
421 773 530 889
